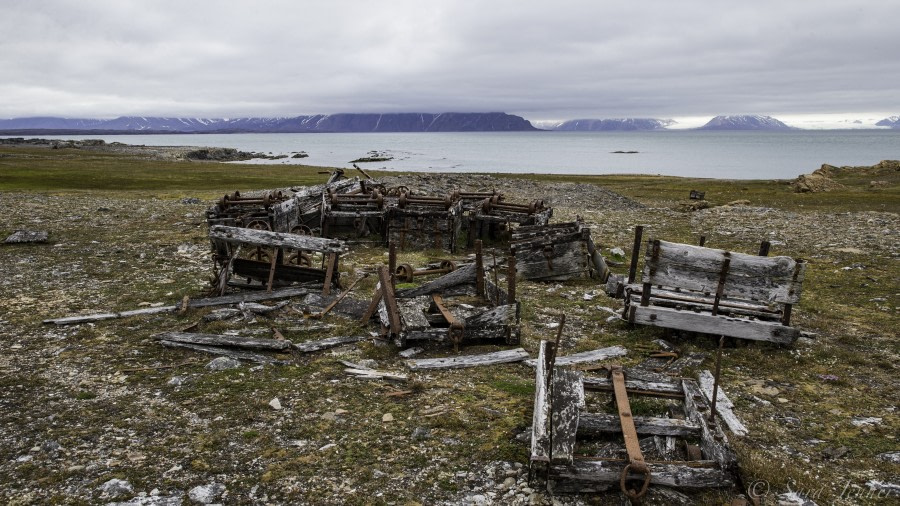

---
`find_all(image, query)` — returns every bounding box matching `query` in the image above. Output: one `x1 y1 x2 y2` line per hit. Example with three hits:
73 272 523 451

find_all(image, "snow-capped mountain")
875 116 900 128
0 113 537 133
553 118 676 131
697 115 794 130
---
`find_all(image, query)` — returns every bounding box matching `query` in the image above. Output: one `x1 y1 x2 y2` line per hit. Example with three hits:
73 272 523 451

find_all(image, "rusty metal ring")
439 260 457 272
619 463 651 502
247 219 271 231
395 264 415 283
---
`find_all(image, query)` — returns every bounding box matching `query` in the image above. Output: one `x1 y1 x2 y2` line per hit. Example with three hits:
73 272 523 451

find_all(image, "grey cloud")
1 0 898 120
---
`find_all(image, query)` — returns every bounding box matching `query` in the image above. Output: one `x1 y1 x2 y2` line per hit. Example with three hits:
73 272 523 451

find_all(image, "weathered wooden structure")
510 220 609 282
364 241 520 349
467 196 553 246
320 183 386 239
529 340 736 498
209 225 348 296
386 193 464 252
612 229 806 343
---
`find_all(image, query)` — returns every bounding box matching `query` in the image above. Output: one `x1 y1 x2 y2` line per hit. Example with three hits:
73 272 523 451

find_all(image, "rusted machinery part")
290 225 313 235
439 259 457 272
246 219 271 231
610 365 652 502
395 263 416 283
249 248 271 263
286 251 312 267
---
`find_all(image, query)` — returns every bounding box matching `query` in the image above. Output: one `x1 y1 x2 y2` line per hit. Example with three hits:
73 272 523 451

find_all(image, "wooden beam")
549 460 733 492
627 305 799 344
406 348 529 370
524 346 627 368
577 413 701 437
153 332 292 351
209 225 348 254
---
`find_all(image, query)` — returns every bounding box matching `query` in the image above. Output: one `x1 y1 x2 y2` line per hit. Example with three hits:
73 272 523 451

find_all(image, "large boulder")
793 173 844 193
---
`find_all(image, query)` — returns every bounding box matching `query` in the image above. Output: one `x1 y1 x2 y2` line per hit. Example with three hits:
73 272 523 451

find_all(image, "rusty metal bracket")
431 294 465 351
610 364 652 502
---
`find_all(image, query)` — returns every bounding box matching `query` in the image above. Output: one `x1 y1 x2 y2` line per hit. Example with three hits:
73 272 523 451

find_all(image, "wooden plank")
550 368 584 464
159 340 290 364
378 266 402 334
465 303 519 328
682 379 737 469
549 460 733 492
153 332 292 351
627 305 799 343
322 252 337 296
232 258 326 285
397 296 431 330
209 225 348 254
293 335 367 353
577 413 701 437
643 240 804 304
524 345 627 368
406 348 529 370
625 285 782 316
582 376 684 398
531 341 552 463
396 263 476 298
698 370 749 437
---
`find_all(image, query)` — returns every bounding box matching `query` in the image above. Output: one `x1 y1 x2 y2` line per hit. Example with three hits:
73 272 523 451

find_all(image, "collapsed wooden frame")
510 219 610 282
529 340 736 497
363 240 520 349
609 226 806 344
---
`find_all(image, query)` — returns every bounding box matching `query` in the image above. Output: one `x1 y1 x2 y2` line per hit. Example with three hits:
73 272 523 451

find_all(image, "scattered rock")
777 491 818 505
851 416 882 427
399 347 424 358
180 197 202 204
793 173 844 193
100 478 134 499
167 376 187 386
822 445 849 459
269 397 282 410
203 308 241 322
877 451 900 463
4 230 49 244
382 413 394 422
866 480 900 496
205 357 242 371
187 482 225 504
412 426 431 440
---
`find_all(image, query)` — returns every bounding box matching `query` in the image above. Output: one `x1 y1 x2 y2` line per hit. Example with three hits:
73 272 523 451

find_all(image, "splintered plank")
159 340 290 364
549 460 733 493
582 376 684 398
627 305 799 343
550 368 584 464
293 335 367 353
396 263 476 298
406 348 529 370
698 370 749 437
682 379 738 469
465 303 519 328
524 345 627 368
531 341 552 463
577 413 701 437
209 225 348 254
153 332 292 351
43 287 309 325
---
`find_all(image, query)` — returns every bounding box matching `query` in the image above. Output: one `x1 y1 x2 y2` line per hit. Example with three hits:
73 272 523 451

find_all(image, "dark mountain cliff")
0 113 537 134
697 115 794 131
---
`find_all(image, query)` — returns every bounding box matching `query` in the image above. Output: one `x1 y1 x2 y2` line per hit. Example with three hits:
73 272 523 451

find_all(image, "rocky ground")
0 169 897 505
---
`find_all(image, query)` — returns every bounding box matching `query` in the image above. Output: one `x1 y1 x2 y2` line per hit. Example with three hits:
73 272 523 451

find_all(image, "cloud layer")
2 1 898 121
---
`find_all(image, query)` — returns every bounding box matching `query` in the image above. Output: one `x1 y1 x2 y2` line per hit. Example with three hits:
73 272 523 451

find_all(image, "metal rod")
709 335 725 425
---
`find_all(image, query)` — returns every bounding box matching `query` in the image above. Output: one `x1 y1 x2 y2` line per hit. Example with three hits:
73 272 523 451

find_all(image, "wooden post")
388 241 397 289
265 247 279 292
699 235 707 247
627 226 644 284
758 240 771 257
475 239 485 297
711 255 731 316
507 254 517 302
322 252 337 296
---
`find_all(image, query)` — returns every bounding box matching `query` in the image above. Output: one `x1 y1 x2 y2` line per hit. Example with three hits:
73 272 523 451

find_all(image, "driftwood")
159 340 291 364
698 370 748 436
153 332 292 351
524 345 627 368
406 348 529 370
43 287 309 325
293 335 367 353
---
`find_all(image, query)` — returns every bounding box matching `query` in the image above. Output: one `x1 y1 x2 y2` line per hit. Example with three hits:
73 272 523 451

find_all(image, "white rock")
851 417 882 427
382 413 394 422
269 397 282 410
205 357 241 371
100 478 134 498
188 482 225 504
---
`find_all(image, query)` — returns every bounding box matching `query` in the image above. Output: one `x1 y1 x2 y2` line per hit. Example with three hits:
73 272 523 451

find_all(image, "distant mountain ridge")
0 112 537 133
875 116 900 128
698 115 794 131
553 118 675 131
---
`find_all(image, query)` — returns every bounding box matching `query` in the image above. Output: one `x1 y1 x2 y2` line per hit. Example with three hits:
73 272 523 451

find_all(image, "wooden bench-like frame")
622 236 806 344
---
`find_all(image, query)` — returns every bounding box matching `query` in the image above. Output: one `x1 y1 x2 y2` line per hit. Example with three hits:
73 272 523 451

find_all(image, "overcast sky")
2 1 898 125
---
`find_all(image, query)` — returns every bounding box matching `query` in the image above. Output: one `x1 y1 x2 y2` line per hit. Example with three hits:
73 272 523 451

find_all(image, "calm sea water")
43 130 899 179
